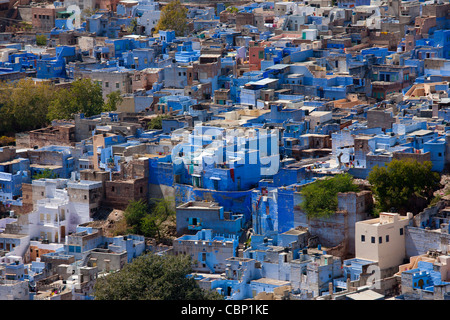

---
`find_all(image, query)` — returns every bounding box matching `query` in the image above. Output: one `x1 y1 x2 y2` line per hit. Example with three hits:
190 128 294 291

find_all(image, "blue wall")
175 183 253 222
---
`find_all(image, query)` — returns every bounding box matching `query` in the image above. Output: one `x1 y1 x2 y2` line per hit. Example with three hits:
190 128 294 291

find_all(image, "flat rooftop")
346 289 384 300
282 228 308 236
0 233 28 239
250 278 291 286
177 201 222 210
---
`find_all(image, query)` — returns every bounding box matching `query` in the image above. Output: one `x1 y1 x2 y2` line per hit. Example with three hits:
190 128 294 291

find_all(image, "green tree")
124 198 175 240
147 114 169 130
367 159 441 215
156 0 188 37
124 199 149 235
225 6 239 13
104 90 123 112
47 78 104 120
0 136 15 146
0 78 55 134
20 21 32 31
300 173 360 218
32 169 58 180
36 34 47 46
93 253 224 300
128 18 138 34
141 198 175 240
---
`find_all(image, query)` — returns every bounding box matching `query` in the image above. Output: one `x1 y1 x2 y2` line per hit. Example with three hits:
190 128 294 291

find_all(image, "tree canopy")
156 0 188 37
36 34 47 46
47 78 105 120
225 6 239 13
367 159 441 215
0 77 123 136
93 253 223 300
0 78 55 134
32 169 58 180
124 198 175 240
124 199 149 235
147 114 169 130
299 173 360 218
128 18 138 34
104 90 123 112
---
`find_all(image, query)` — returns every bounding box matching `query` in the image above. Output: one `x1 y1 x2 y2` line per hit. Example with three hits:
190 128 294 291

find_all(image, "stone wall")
405 227 450 257
103 178 148 210
305 191 372 257
29 125 75 149
0 280 29 300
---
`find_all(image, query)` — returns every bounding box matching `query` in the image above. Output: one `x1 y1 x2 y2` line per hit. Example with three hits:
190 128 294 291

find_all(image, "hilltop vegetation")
0 78 122 136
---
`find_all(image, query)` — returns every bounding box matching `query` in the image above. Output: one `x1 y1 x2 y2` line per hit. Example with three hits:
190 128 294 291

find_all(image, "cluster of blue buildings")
3 0 450 301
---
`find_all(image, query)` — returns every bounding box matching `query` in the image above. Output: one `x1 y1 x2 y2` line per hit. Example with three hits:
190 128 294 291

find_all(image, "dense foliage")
47 78 105 120
368 159 441 215
147 114 169 130
0 78 123 136
300 173 360 218
225 6 239 13
0 79 55 134
124 198 175 240
32 169 58 180
156 0 188 37
36 34 47 46
93 253 223 300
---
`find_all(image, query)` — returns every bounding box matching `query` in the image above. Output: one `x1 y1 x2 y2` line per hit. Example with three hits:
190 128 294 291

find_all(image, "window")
116 82 120 88
386 235 389 242
361 235 365 242
105 82 109 88
371 236 375 244
379 236 382 244
400 228 404 235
